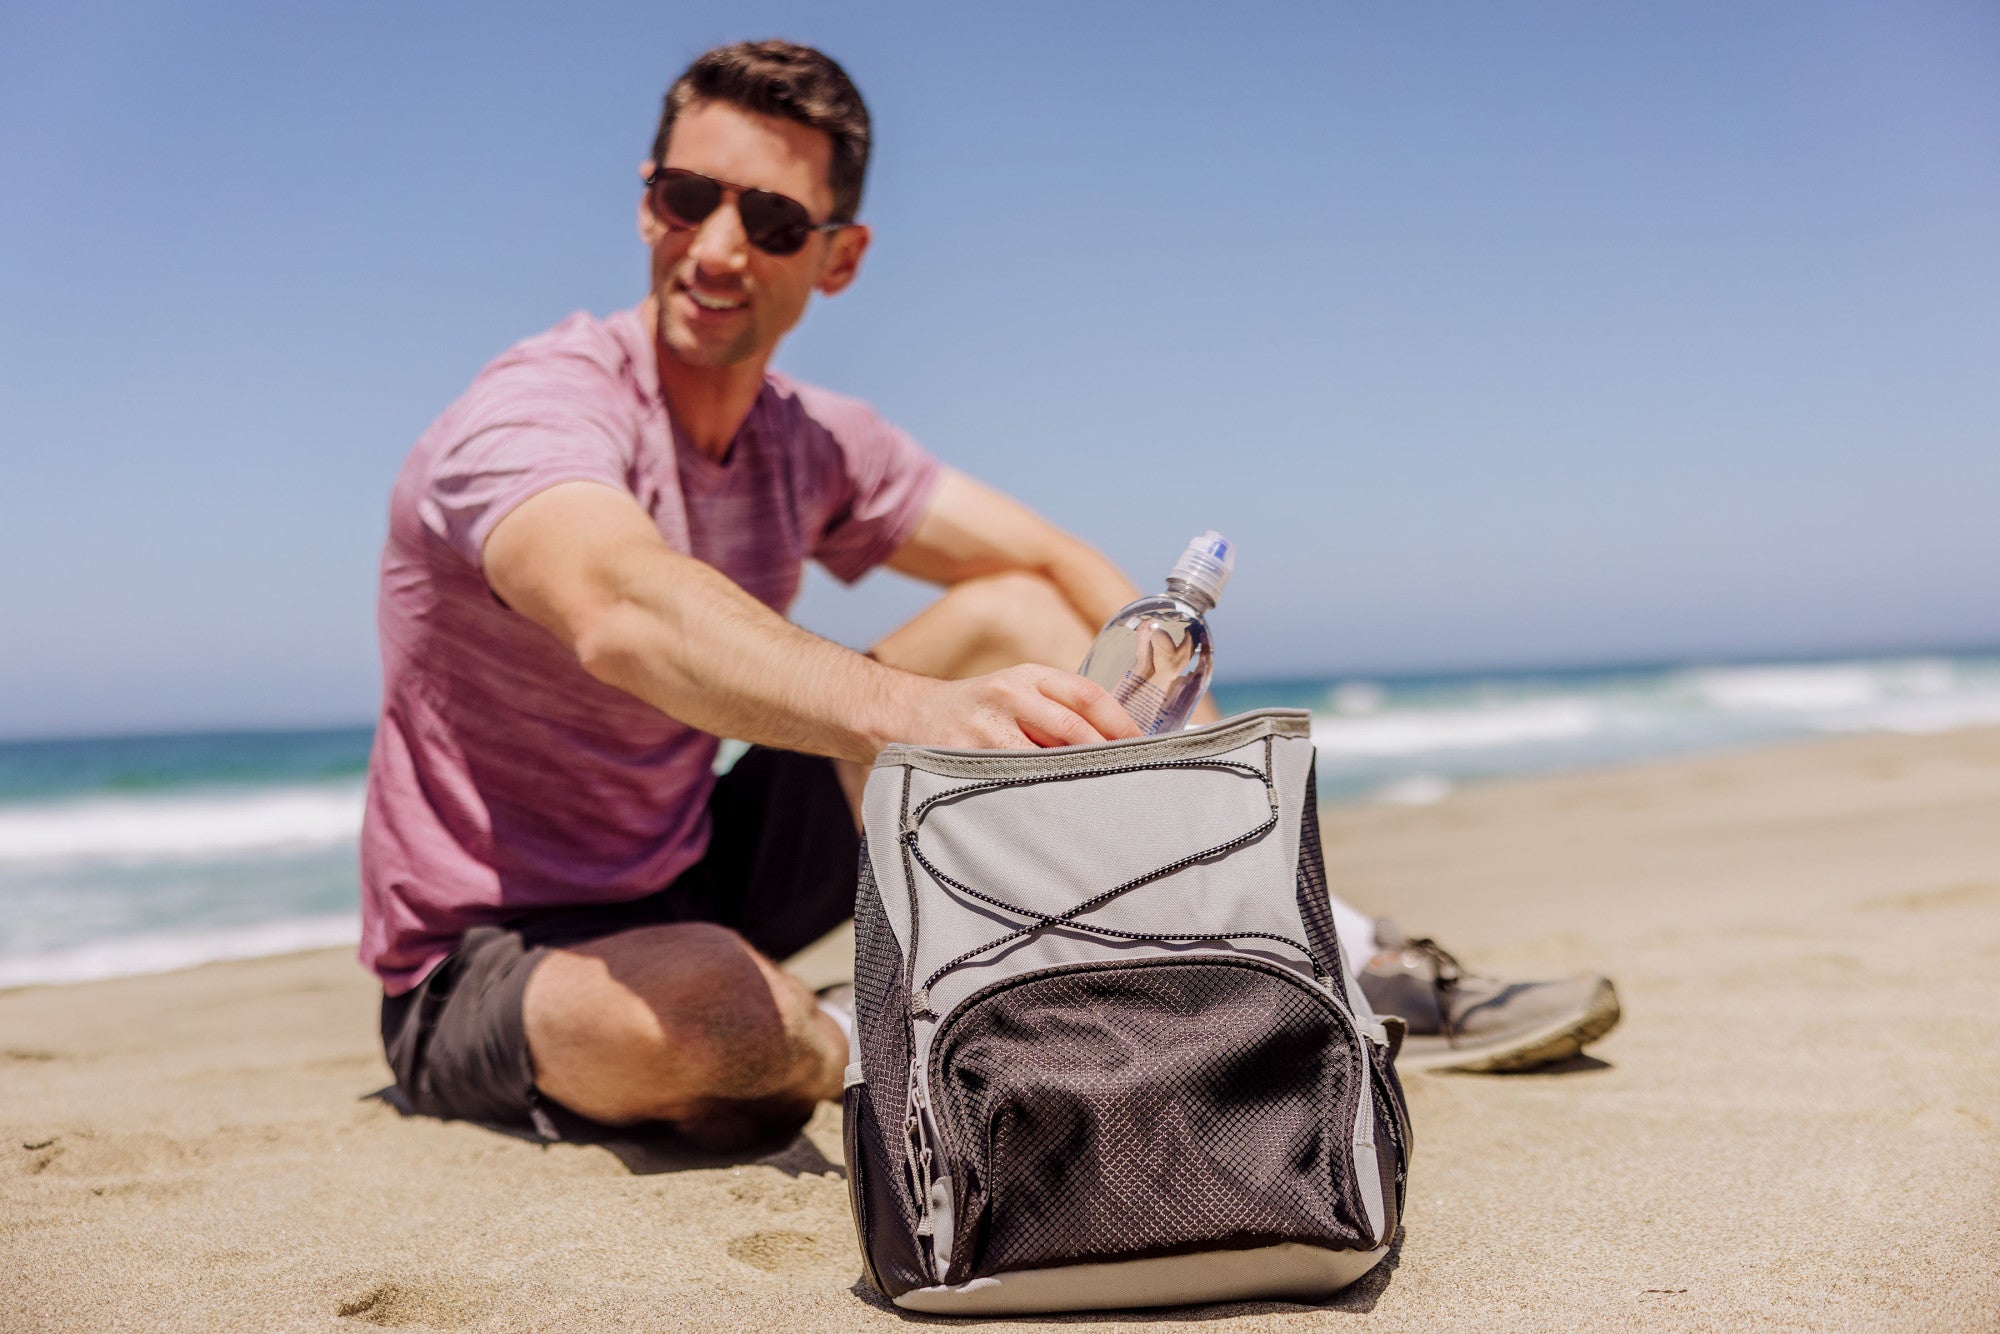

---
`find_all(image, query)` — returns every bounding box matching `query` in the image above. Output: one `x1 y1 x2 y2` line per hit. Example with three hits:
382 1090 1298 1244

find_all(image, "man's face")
642 99 869 370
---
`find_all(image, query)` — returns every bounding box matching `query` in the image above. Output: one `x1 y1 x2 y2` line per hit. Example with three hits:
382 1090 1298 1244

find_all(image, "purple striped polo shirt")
360 306 940 994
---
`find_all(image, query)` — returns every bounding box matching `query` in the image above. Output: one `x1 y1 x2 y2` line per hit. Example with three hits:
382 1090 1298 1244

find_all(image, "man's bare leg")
524 923 846 1151
521 571 1091 1147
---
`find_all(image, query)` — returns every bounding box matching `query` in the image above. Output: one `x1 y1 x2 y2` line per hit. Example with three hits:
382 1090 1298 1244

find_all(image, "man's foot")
1358 922 1621 1073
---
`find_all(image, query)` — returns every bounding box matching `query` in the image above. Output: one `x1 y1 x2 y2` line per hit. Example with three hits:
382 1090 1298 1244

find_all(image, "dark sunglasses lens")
653 171 721 227
738 190 813 256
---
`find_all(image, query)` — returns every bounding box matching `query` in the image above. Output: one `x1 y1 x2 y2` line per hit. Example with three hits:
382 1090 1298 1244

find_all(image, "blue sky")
2 1 1995 737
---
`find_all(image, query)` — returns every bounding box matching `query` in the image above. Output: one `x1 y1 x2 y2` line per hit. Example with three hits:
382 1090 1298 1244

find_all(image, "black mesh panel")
853 850 909 1120
1297 767 1414 1245
1376 1045 1413 1223
931 957 1372 1282
850 850 929 1295
1294 766 1347 975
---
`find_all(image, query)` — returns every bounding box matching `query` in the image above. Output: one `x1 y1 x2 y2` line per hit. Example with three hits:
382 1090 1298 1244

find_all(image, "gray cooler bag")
842 708 1412 1315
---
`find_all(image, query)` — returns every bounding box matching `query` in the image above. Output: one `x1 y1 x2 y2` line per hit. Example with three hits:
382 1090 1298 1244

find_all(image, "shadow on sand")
363 1085 840 1178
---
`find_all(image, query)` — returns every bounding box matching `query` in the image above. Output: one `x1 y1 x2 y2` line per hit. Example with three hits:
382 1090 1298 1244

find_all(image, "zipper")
904 1054 944 1280
904 1056 932 1225
1352 1042 1380 1239
896 766 923 998
1304 967 1387 1243
898 764 942 1282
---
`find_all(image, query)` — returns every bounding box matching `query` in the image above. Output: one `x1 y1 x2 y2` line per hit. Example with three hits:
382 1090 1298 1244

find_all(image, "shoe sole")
1393 978 1622 1074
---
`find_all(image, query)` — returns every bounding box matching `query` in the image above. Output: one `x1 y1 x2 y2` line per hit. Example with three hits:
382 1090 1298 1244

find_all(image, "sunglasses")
645 166 848 257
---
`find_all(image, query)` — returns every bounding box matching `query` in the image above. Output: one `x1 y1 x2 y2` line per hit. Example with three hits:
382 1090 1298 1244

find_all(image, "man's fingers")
975 716 1038 751
998 687 1092 749
940 668 1146 751
1031 670 1143 743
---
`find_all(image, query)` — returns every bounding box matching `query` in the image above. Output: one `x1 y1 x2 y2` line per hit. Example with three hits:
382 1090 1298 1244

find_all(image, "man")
363 41 1617 1150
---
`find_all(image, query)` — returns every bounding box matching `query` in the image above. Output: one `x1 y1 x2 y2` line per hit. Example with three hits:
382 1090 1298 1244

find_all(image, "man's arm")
885 469 1141 628
481 481 1139 761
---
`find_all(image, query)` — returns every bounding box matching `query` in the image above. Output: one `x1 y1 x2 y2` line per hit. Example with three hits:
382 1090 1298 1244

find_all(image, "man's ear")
815 223 871 297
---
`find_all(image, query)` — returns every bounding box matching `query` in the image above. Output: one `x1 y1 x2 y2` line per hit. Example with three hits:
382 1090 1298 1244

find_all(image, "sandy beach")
4 726 1997 1332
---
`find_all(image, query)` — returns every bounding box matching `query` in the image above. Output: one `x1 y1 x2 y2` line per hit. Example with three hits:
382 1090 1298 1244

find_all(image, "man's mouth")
680 284 747 313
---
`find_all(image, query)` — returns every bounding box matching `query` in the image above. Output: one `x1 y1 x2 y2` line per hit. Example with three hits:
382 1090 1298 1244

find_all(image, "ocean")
4 650 1998 989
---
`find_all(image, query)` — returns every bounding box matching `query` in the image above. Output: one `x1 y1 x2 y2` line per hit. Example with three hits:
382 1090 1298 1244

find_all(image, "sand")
4 727 1999 1332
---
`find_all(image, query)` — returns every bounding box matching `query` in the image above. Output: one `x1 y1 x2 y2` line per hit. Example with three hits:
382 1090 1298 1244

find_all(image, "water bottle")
1079 531 1233 735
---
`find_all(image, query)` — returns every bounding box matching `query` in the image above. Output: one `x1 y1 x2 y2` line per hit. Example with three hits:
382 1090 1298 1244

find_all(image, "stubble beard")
663 316 760 369
656 289 763 370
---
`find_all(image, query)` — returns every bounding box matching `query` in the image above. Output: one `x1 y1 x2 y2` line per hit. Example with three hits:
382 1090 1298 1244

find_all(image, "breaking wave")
0 782 364 869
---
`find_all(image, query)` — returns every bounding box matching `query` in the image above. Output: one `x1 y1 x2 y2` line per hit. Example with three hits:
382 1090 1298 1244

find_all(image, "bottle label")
1113 671 1168 734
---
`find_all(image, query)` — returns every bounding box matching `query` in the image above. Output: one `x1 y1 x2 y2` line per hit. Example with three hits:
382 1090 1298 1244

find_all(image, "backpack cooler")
842 708 1412 1315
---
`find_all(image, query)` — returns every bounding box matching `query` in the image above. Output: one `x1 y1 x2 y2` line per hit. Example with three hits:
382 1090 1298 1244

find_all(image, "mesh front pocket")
930 957 1374 1283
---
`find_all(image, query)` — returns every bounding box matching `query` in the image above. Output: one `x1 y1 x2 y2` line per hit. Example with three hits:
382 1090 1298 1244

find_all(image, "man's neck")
645 297 768 462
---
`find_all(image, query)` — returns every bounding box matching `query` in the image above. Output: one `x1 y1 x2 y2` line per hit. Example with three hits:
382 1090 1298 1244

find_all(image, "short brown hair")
651 40 871 223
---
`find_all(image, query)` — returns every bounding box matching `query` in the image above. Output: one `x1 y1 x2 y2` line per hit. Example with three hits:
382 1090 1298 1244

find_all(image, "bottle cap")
1168 531 1233 607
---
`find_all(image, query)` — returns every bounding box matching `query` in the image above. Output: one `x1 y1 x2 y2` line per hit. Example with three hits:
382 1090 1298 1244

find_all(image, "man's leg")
523 922 845 1150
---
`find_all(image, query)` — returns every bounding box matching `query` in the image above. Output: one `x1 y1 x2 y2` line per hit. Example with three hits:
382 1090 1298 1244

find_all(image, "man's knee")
656 927 818 1100
941 571 1094 673
952 569 1072 622
873 569 1100 681
523 922 819 1123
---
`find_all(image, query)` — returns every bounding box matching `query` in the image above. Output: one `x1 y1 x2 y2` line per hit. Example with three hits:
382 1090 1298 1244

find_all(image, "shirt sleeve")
415 352 635 569
796 384 944 585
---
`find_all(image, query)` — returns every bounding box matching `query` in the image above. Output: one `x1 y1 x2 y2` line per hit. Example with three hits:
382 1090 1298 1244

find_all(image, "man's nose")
686 197 750 275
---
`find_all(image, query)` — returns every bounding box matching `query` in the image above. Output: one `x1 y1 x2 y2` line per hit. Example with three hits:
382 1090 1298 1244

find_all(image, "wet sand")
5 727 1998 1332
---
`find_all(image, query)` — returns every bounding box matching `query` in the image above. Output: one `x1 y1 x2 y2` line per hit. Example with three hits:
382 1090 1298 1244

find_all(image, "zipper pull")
904 1057 934 1196
905 1056 944 1279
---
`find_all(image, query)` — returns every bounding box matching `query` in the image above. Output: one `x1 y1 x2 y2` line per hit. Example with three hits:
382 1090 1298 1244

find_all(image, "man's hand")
899 665 1142 751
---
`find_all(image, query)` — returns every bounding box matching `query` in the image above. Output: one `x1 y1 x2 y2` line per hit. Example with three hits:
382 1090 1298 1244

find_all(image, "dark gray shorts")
379 746 858 1138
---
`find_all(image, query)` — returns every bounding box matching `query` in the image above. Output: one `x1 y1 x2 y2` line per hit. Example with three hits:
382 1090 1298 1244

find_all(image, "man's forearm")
575 543 908 763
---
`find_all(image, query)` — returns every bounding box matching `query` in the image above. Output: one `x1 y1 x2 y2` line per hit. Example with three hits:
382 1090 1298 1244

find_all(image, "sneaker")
1358 921 1621 1073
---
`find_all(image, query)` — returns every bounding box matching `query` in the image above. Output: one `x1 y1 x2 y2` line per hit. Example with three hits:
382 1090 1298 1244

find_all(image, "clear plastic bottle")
1079 531 1233 735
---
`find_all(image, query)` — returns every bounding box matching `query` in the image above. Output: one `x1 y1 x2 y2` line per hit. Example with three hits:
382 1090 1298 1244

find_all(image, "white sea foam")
1312 698 1601 757
1302 657 2000 764
1691 664 1889 712
1327 681 1386 715
1686 659 1962 714
0 783 364 868
1679 658 2000 735
0 913 360 988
